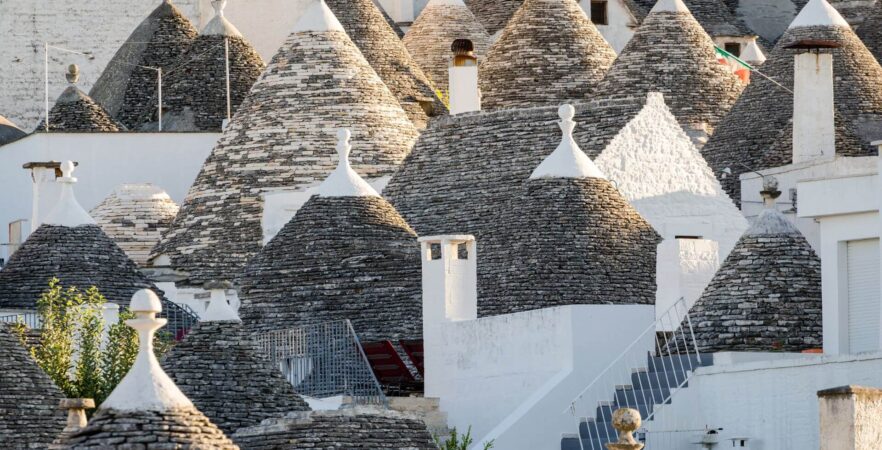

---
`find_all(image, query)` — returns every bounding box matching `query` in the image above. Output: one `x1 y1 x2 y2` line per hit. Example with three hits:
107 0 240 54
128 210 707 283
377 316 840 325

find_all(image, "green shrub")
434 426 494 450
13 279 172 407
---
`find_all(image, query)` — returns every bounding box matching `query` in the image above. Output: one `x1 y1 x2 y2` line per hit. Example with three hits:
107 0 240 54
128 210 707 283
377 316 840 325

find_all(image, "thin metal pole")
157 68 163 131
44 42 49 132
224 37 232 123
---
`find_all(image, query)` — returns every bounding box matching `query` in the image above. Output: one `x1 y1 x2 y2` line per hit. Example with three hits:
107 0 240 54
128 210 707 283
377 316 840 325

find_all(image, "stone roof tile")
403 0 491 91
702 21 882 204
152 2 419 286
44 86 124 132
90 0 198 129
161 321 310 436
327 0 446 128
464 0 524 35
0 323 66 448
687 201 822 352
479 0 617 110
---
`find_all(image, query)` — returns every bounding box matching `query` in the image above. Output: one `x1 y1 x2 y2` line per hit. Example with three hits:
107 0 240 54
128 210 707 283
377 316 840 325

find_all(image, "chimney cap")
451 39 475 54
59 398 96 410
783 39 841 49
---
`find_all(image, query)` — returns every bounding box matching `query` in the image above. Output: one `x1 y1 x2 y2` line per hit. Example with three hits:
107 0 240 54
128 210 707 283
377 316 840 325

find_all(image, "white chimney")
792 45 836 164
22 161 67 234
448 39 481 115
419 234 477 324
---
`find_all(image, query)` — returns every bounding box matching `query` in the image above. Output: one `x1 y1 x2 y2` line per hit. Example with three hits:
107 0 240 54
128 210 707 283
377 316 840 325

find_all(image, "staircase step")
614 386 671 405
647 353 712 372
579 418 619 440
631 370 688 389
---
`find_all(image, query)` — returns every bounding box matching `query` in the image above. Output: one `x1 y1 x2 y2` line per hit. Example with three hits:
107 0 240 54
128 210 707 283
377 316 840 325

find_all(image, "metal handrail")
563 298 698 414
255 319 388 408
562 299 704 450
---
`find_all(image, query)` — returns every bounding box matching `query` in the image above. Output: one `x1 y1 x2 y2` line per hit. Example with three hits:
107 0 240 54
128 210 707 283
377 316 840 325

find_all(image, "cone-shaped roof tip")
315 129 381 197
201 283 241 322
202 0 243 37
789 0 850 29
101 289 193 411
293 0 345 32
530 105 607 180
741 39 766 64
43 161 97 227
651 0 691 14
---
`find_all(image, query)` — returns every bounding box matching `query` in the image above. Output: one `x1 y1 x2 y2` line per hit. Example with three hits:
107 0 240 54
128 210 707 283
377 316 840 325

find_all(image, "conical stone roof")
45 86 124 132
0 323 66 448
90 184 180 267
326 0 445 128
403 0 491 91
0 164 183 323
687 187 822 352
856 0 882 65
0 115 27 145
89 0 198 129
239 130 422 341
479 0 617 110
60 290 239 449
152 1 420 286
233 408 436 449
590 0 745 145
137 1 265 131
480 105 660 315
162 320 310 436
631 0 755 38
702 0 882 203
464 0 524 35
385 103 664 316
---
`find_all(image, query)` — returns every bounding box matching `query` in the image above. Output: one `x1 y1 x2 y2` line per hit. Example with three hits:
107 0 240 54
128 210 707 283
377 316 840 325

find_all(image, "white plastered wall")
595 93 748 323
0 133 216 262
798 168 881 356
646 352 882 450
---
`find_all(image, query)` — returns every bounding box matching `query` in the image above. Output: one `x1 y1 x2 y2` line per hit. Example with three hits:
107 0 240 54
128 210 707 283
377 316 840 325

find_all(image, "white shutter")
847 239 881 354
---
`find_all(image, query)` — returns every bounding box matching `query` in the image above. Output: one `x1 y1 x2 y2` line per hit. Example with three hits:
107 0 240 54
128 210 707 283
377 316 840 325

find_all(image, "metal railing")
563 299 703 450
0 311 41 329
0 299 199 342
159 300 200 342
255 320 387 407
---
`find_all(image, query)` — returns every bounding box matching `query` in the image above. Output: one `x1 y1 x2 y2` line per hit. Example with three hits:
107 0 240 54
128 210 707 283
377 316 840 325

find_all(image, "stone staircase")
560 353 713 450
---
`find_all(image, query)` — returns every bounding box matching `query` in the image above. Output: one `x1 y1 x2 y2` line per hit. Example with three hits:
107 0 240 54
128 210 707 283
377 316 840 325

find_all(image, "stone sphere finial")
65 64 80 84
558 104 575 122
60 160 76 179
131 289 162 314
606 408 644 450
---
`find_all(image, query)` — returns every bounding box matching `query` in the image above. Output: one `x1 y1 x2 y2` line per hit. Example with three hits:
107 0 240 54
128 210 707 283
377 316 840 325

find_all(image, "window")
724 42 741 57
591 1 608 25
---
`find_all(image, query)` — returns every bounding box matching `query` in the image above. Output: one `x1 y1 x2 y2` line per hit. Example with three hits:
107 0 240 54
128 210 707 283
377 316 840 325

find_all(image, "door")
847 239 881 354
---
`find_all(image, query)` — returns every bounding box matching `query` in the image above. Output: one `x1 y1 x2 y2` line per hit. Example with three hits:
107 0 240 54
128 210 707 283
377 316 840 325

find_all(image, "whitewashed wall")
424 304 655 450
596 94 747 324
741 156 878 253
798 167 881 356
646 352 882 449
0 0 308 131
0 132 217 262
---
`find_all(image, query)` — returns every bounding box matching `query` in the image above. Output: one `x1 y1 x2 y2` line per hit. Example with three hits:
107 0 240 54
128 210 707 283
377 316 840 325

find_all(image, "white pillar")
793 51 835 164
818 385 882 450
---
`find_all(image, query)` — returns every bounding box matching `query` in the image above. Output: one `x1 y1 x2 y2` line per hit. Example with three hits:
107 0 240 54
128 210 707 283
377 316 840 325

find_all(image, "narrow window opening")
724 42 742 57
591 1 608 25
